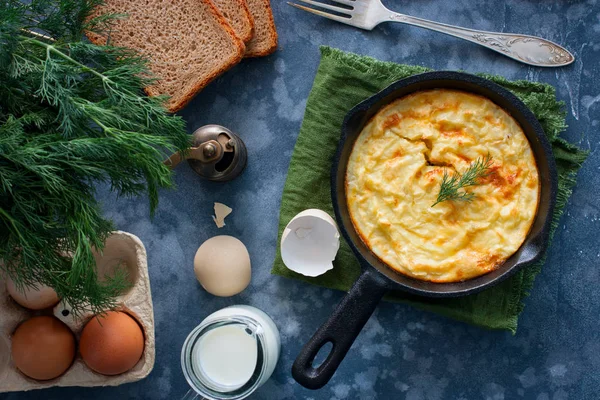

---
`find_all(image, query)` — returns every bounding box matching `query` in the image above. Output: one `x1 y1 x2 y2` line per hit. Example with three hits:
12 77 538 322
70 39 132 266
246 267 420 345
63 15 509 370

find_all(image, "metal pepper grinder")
165 125 247 182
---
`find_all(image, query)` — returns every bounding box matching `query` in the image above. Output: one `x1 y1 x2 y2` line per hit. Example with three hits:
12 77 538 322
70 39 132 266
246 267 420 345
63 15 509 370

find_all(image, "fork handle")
386 12 574 67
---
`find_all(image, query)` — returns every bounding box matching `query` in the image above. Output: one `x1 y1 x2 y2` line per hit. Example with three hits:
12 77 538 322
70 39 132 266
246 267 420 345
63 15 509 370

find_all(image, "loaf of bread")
244 0 278 57
87 0 245 112
211 0 254 43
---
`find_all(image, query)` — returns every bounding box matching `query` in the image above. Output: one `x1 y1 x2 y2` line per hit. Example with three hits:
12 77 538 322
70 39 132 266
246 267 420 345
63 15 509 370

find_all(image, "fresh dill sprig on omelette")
432 154 494 207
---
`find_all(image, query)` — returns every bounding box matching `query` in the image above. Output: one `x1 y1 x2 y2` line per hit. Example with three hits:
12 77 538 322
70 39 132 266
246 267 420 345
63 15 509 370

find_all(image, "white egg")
6 277 60 310
194 236 251 297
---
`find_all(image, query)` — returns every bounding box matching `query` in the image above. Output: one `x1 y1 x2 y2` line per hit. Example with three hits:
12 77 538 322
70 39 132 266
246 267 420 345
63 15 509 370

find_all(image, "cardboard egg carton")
0 231 155 393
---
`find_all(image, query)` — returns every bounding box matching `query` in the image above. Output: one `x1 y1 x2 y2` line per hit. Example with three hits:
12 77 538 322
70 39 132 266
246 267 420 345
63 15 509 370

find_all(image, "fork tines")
287 0 354 25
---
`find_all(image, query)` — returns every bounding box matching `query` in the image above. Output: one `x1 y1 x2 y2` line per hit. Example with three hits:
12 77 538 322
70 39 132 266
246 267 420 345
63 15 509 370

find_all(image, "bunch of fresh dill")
0 0 190 315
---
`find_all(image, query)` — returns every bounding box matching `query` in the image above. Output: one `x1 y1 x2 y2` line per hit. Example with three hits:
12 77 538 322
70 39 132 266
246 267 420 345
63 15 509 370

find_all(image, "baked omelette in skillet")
346 89 539 282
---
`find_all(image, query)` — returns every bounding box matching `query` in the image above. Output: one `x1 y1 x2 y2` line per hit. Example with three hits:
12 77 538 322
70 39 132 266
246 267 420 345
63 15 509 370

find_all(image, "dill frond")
431 154 493 207
0 0 190 316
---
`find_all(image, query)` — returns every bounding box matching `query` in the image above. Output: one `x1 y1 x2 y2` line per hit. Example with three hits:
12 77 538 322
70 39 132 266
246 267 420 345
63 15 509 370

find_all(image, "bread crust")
163 0 245 112
211 0 255 44
237 0 255 44
244 0 278 57
86 0 245 113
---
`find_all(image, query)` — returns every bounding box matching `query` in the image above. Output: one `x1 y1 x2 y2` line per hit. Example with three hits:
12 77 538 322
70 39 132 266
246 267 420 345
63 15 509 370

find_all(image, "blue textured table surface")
5 1 600 399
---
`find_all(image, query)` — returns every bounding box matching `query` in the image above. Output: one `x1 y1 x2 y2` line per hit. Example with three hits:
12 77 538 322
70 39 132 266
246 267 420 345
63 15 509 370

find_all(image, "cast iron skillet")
292 71 558 390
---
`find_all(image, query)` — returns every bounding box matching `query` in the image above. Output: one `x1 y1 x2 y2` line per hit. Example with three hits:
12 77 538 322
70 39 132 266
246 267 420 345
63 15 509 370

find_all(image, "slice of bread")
87 0 245 112
244 0 278 57
211 0 254 44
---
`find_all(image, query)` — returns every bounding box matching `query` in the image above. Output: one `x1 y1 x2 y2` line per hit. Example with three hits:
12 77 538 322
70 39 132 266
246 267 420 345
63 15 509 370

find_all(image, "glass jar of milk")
181 305 281 400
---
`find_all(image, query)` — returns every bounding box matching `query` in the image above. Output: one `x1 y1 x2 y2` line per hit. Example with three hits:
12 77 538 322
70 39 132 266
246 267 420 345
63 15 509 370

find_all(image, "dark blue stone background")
4 0 600 399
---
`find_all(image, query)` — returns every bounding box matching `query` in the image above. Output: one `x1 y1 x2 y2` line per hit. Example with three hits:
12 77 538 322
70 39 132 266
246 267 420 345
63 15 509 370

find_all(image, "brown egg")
11 316 75 380
80 311 144 375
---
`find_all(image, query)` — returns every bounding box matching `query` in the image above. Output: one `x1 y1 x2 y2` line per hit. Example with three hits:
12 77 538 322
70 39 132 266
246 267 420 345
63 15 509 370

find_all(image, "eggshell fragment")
194 235 251 297
6 278 59 310
281 209 340 277
212 202 232 228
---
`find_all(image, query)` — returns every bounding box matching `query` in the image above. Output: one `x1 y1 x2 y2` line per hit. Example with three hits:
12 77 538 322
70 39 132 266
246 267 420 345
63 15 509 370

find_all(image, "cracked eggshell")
281 209 340 277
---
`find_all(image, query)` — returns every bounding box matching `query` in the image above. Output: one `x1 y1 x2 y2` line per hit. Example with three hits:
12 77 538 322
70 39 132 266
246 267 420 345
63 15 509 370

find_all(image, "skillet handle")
292 268 389 389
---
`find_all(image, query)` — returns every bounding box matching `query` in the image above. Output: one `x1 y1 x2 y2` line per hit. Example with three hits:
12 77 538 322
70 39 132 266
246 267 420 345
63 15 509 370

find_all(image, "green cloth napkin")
271 46 588 333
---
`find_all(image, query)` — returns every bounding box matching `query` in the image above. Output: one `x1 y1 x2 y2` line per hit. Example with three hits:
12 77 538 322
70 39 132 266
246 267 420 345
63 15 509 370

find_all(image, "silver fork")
288 0 574 67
